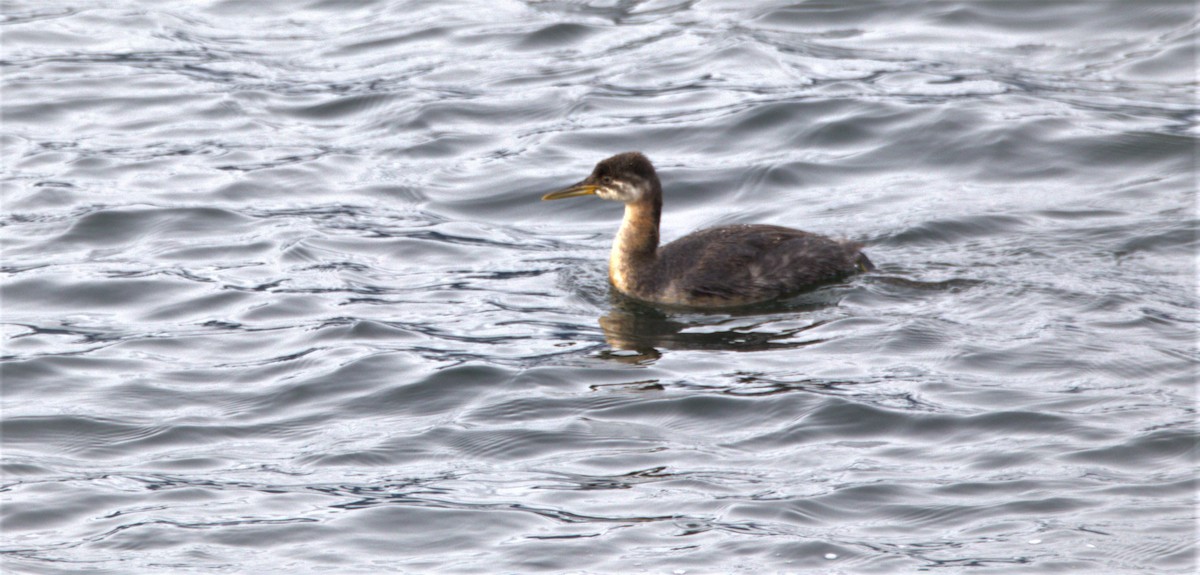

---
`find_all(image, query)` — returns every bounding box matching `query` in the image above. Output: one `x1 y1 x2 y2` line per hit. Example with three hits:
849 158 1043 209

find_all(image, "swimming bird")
542 152 873 308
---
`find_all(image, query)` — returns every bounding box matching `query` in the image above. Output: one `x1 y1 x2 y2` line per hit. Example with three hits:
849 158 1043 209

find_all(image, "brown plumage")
543 152 872 307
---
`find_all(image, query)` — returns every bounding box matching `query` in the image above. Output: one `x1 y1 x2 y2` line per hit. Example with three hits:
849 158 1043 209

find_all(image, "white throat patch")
598 179 641 203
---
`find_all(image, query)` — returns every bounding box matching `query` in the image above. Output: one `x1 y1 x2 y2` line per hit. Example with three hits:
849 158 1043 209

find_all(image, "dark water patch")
336 362 511 418
1114 219 1200 257
2 275 204 312
327 26 452 58
460 394 641 425
514 22 599 50
885 213 1029 246
733 399 1113 449
239 352 431 416
1063 428 1199 469
55 206 255 247
936 1 1194 38
754 1 905 30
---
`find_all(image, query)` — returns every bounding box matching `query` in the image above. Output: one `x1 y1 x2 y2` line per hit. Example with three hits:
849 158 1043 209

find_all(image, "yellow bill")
542 184 598 200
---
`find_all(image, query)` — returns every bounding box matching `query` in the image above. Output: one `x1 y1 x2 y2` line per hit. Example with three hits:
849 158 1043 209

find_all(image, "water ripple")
2 0 1196 573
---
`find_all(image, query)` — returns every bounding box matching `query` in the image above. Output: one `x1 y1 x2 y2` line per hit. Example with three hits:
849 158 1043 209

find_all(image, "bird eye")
602 176 612 185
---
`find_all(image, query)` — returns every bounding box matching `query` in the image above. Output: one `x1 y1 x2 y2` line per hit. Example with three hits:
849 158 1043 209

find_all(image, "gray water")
2 1 1197 573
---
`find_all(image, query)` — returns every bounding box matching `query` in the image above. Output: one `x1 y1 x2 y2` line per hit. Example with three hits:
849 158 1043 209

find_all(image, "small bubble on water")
1028 539 1042 544
824 553 838 560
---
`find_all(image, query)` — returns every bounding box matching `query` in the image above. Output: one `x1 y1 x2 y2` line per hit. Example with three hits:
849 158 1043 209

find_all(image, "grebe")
543 152 873 308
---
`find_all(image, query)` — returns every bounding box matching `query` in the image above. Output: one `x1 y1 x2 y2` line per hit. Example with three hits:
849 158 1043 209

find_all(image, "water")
2 1 1196 573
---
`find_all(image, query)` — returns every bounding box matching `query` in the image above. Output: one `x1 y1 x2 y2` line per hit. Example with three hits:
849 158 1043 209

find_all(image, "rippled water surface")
3 1 1197 573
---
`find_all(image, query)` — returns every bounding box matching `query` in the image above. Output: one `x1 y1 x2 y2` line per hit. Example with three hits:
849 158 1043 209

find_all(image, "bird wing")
659 225 860 303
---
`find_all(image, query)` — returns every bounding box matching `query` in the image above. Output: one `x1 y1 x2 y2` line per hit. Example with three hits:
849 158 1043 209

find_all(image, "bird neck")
609 197 661 294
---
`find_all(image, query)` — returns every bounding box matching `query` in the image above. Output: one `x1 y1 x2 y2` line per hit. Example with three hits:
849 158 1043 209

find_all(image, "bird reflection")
595 293 836 363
